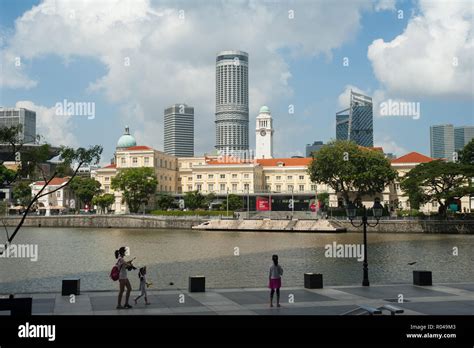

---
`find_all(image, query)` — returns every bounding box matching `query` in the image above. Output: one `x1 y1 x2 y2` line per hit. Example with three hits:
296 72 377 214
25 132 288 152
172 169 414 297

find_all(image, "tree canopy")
111 167 157 213
92 193 115 213
307 140 397 205
401 160 474 215
70 176 102 208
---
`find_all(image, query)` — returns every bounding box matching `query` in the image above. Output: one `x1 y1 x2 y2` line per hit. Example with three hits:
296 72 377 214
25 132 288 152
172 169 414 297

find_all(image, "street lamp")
226 188 229 217
346 200 384 287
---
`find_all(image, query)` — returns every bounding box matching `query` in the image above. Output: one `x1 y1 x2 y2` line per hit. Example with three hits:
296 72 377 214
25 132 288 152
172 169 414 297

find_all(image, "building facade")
336 91 373 147
30 177 74 213
454 126 474 152
164 104 194 157
305 141 324 157
255 106 274 159
0 107 36 144
215 50 249 155
430 124 454 160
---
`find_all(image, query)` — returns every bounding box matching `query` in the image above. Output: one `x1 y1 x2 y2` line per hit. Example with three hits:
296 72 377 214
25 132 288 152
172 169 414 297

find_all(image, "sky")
0 0 473 164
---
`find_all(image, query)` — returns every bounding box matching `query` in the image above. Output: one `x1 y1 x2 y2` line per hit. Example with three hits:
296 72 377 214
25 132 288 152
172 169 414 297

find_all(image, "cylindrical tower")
215 50 249 155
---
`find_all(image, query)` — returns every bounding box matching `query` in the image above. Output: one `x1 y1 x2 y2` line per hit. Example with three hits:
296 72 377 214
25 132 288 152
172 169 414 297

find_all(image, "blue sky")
0 0 472 164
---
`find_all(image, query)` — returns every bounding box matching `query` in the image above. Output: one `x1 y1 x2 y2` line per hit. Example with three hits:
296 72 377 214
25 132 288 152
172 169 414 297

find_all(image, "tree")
156 193 176 210
459 139 474 165
12 181 32 207
307 140 397 206
204 193 216 210
401 160 474 215
69 177 102 209
221 194 243 211
111 167 157 213
1 142 103 250
92 194 115 214
183 190 206 210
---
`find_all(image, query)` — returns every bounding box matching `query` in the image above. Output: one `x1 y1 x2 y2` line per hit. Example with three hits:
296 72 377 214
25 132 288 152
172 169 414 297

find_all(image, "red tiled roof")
125 146 153 151
391 152 434 164
103 163 117 169
33 177 70 186
257 158 313 167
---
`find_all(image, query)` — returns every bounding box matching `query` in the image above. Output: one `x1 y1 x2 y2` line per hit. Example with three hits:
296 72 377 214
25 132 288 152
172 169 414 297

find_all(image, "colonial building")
30 177 74 213
93 127 178 213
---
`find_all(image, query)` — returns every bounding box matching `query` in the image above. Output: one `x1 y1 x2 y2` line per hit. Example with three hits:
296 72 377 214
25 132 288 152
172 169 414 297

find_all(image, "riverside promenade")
6 282 474 315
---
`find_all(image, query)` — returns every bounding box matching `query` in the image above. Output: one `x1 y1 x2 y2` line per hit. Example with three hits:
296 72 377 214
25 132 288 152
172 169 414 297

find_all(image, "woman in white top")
115 247 134 309
268 254 283 307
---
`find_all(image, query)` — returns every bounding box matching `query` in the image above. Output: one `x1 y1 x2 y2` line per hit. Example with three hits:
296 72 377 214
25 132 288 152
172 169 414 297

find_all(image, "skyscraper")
0 107 36 143
430 124 454 160
454 126 474 151
215 50 249 156
335 90 373 147
336 111 349 141
164 104 194 157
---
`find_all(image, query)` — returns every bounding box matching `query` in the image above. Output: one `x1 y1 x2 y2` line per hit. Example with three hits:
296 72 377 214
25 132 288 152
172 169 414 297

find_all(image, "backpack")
110 262 120 281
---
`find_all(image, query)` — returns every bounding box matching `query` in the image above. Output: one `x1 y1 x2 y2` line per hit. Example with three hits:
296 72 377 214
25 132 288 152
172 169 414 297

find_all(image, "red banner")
256 196 271 211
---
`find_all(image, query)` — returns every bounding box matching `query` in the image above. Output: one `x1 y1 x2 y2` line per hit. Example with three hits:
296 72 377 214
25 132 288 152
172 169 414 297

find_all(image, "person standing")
268 254 283 307
115 247 134 309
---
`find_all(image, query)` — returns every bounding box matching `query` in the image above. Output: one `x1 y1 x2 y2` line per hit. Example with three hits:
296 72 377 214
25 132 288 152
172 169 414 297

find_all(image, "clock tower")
255 106 274 159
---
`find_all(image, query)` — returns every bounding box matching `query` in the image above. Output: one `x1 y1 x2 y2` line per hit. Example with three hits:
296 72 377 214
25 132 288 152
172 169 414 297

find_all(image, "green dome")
117 126 137 148
259 106 270 113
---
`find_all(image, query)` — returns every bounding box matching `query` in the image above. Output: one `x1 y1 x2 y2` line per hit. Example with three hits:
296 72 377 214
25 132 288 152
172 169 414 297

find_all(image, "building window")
105 185 109 193
232 174 238 179
276 185 281 192
244 173 249 179
144 157 149 165
197 175 202 179
121 158 126 164
244 183 249 191
56 191 61 198
164 160 168 168
232 183 237 191
220 184 226 192
187 185 192 191
287 176 293 180
208 174 214 179
299 185 304 192
220 174 226 179
105 177 109 182
208 184 214 192
276 176 281 180
311 185 317 191
196 184 202 191
288 185 294 192
299 175 304 180
188 177 192 181
265 176 270 180
132 157 138 164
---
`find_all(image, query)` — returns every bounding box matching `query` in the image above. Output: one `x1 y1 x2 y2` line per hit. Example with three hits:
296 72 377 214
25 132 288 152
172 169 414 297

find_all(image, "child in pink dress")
268 254 283 307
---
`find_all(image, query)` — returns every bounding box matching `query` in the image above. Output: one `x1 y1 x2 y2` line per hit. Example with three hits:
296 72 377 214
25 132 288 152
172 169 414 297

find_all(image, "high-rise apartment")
164 104 194 157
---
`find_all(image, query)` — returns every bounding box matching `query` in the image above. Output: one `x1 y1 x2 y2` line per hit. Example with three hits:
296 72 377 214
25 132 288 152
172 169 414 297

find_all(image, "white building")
255 106 274 159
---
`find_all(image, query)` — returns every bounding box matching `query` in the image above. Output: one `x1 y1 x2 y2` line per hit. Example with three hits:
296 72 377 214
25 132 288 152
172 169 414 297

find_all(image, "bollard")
413 271 432 286
304 273 323 289
62 278 81 296
188 276 206 292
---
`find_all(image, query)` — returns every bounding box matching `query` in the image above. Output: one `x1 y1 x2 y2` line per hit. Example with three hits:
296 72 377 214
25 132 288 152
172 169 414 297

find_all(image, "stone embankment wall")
334 220 474 234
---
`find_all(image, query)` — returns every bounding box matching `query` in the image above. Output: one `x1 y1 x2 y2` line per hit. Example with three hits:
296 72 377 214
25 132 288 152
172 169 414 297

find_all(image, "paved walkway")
5 283 474 315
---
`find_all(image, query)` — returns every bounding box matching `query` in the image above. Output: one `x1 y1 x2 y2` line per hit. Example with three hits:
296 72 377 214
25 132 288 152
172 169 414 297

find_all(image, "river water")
0 228 473 294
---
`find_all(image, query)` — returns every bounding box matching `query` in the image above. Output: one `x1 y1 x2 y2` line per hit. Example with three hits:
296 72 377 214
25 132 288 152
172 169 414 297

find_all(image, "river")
1 227 473 293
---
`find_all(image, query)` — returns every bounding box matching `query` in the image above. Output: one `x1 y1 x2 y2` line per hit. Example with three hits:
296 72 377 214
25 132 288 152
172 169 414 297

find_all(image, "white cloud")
368 0 473 99
1 0 371 155
375 135 408 157
374 0 396 12
15 101 78 147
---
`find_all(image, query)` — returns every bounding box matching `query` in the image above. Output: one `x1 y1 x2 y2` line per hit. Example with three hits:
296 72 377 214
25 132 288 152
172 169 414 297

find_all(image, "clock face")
260 130 266 137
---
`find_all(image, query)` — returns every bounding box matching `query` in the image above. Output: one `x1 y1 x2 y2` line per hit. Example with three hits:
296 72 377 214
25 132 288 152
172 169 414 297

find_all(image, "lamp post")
346 201 384 287
246 187 250 219
226 188 229 217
